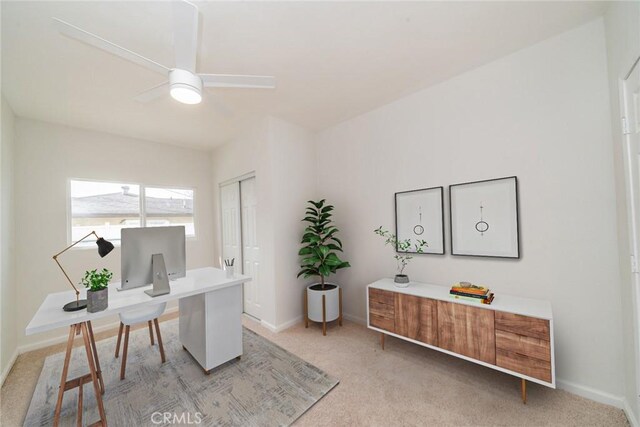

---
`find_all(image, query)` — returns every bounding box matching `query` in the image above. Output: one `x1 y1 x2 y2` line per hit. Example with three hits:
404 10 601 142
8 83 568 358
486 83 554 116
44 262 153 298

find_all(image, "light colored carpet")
23 320 338 426
2 314 629 426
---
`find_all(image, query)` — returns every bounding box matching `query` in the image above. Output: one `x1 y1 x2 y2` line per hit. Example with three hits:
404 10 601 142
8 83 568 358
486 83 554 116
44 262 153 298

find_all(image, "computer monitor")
121 226 186 290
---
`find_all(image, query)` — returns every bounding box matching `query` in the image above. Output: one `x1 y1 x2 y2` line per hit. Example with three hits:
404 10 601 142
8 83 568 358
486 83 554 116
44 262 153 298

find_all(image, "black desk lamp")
53 231 115 312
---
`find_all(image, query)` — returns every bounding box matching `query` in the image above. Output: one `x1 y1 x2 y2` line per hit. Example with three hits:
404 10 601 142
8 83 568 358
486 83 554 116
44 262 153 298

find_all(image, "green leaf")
308 199 325 209
298 247 313 256
302 257 321 265
327 243 343 252
324 257 342 266
331 237 342 247
302 235 321 244
319 265 331 277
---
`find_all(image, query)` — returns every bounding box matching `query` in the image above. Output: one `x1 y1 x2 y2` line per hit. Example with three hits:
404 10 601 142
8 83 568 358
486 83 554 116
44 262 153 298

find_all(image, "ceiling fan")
52 0 276 105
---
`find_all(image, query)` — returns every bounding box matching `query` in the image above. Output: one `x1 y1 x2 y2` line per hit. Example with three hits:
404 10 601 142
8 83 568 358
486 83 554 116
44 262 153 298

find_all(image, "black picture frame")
394 186 445 255
449 176 520 259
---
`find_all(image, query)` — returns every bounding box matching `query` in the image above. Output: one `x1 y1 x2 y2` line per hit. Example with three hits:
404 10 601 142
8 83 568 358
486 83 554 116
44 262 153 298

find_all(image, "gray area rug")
24 320 338 426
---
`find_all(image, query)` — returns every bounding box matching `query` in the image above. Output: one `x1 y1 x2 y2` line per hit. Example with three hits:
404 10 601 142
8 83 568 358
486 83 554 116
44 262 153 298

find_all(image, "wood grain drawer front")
495 330 551 362
369 288 395 305
369 300 394 319
369 314 395 332
394 294 438 346
437 301 496 364
496 349 552 383
369 288 395 332
495 311 550 341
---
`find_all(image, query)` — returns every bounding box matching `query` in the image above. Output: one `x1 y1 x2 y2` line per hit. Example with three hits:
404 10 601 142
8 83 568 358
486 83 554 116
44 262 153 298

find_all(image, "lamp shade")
96 237 114 258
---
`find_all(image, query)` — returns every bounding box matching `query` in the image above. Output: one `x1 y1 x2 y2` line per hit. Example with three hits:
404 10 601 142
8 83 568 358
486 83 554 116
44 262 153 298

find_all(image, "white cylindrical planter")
307 283 340 323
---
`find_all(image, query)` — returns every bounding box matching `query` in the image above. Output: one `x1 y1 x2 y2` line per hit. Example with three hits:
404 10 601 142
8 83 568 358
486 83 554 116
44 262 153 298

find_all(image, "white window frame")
67 178 197 247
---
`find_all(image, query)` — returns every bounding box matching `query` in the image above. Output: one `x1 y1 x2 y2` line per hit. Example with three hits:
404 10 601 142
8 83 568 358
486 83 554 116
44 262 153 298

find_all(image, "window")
70 180 195 244
145 187 195 236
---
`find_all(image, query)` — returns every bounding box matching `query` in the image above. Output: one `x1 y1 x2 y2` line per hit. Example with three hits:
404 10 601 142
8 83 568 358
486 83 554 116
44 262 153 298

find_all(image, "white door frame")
620 55 640 404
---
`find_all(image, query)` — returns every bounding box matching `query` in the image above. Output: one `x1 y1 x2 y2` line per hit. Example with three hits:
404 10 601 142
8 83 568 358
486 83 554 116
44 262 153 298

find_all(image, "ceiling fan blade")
199 74 276 89
172 1 199 72
134 82 169 103
53 18 170 76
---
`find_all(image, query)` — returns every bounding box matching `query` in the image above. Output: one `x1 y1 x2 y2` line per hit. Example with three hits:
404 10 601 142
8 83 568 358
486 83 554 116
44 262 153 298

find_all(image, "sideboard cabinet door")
395 294 438 346
437 300 496 364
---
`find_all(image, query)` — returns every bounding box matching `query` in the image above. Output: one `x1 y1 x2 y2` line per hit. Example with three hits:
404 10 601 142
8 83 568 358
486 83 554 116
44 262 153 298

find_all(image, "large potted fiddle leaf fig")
298 200 350 332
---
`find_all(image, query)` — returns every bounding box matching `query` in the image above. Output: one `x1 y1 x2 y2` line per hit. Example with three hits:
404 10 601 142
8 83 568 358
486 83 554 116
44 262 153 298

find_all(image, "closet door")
220 182 242 278
240 177 260 319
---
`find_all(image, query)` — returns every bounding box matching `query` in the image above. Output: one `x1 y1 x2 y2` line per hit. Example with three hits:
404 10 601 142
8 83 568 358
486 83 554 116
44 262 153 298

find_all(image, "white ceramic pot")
307 283 340 323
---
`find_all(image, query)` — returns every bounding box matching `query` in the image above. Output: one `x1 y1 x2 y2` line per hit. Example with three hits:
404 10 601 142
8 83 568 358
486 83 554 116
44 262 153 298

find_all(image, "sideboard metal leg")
521 379 527 404
380 332 385 350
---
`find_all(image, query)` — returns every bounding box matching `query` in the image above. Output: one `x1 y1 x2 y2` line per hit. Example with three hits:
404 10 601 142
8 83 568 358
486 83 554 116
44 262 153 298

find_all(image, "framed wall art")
394 186 445 255
449 176 520 258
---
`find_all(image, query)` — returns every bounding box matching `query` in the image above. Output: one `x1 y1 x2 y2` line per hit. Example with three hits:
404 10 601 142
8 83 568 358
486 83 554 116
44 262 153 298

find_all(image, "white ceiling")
2 1 608 150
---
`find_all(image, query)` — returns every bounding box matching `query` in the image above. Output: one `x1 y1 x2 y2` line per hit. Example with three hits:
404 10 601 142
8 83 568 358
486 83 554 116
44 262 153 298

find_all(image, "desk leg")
53 322 107 427
53 325 76 427
87 321 104 394
80 322 107 426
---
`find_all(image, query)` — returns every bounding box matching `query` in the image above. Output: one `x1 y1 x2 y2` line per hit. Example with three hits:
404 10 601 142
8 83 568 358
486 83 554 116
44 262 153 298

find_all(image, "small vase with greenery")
374 227 427 287
81 268 113 313
298 199 350 334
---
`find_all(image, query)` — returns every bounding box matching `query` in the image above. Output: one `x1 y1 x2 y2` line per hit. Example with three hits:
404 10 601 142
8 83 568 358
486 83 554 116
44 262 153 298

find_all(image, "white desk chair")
115 302 167 379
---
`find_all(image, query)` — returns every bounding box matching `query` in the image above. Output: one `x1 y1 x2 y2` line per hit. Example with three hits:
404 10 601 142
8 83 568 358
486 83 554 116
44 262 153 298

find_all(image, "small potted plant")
374 227 427 287
81 268 113 313
298 199 350 334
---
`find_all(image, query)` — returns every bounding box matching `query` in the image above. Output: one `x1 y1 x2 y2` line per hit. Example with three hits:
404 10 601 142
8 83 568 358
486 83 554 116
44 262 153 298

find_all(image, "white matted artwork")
449 176 519 258
394 187 444 254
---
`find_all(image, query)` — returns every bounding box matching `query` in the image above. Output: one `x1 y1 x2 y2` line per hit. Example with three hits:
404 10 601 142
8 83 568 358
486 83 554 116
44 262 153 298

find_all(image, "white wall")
604 1 640 423
210 116 316 330
13 119 215 348
269 117 316 327
1 95 17 383
316 19 624 401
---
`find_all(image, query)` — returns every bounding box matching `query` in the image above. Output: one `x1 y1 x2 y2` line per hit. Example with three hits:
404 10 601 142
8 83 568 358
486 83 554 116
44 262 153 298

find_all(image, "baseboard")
343 312 366 325
624 398 639 427
556 378 624 409
16 306 179 355
260 316 302 333
0 347 19 387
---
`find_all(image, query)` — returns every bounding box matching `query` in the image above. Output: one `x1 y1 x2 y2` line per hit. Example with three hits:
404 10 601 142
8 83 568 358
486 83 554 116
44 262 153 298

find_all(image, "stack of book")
449 282 494 305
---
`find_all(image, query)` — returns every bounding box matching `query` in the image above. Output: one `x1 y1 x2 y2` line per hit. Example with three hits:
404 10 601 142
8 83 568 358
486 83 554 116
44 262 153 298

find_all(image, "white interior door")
220 182 242 273
240 177 261 319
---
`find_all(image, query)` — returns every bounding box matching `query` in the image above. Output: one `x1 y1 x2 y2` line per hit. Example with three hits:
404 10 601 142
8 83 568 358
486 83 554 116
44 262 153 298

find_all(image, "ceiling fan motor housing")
169 69 203 104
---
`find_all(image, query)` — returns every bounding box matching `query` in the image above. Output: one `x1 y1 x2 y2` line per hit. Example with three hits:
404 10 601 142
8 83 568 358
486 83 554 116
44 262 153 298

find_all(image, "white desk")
26 267 250 427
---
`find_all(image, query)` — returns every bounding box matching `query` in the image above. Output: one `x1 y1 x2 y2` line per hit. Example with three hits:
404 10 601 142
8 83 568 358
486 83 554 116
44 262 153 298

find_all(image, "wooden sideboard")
367 279 555 403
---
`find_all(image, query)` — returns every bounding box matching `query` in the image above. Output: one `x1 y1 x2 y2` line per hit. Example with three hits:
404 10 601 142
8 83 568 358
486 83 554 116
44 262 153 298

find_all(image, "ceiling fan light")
170 84 202 105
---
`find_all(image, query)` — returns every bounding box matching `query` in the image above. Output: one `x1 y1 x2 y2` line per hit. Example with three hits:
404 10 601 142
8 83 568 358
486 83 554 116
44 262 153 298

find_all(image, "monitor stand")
145 253 171 297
